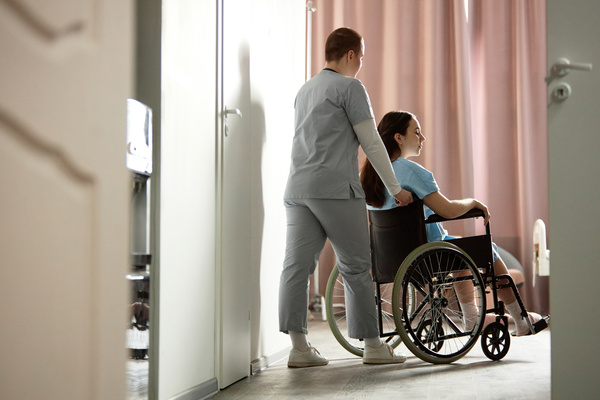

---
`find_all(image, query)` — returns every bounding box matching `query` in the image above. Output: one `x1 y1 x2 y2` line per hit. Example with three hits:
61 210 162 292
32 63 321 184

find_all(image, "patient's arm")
423 191 490 225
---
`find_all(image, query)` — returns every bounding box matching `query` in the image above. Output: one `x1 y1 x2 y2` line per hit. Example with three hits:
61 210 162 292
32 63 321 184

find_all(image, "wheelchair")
325 198 549 363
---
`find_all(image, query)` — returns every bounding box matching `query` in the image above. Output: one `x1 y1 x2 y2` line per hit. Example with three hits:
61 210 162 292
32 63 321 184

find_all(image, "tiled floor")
213 318 551 400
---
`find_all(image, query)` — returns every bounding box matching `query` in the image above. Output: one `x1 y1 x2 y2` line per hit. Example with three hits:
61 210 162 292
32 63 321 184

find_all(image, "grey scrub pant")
279 198 379 339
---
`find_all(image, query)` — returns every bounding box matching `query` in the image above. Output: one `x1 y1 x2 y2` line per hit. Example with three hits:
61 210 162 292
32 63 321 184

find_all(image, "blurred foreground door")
0 1 133 399
547 0 600 398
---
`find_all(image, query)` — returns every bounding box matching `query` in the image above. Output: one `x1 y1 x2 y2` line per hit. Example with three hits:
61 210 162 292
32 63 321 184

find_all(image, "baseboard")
171 378 218 400
251 346 291 375
169 347 291 399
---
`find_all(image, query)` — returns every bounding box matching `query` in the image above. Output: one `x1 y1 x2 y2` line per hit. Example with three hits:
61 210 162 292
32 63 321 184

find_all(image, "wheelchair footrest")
511 314 550 336
533 315 550 334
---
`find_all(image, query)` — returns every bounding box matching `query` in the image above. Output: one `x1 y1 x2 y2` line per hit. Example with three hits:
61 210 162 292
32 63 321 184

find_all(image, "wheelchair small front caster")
481 322 510 360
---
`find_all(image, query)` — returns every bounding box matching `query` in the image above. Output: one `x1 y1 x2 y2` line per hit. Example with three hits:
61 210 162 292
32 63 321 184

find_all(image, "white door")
547 0 600 397
0 1 132 400
217 0 252 388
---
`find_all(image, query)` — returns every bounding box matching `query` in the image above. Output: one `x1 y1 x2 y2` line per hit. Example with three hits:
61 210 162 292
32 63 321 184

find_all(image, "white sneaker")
362 343 407 364
287 346 329 368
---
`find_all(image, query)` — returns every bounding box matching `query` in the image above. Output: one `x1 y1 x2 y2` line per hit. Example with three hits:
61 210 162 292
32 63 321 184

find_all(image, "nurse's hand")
393 189 413 206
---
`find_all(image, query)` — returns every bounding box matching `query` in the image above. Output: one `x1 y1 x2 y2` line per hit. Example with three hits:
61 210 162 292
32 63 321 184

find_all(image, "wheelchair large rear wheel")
392 242 486 364
325 265 403 357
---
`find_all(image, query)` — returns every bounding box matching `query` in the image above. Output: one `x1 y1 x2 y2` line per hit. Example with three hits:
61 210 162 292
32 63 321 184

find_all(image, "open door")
0 1 133 399
217 0 252 388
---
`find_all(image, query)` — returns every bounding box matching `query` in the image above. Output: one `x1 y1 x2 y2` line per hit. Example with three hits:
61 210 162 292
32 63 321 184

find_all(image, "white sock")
289 331 310 352
505 301 529 332
461 302 479 330
364 337 382 349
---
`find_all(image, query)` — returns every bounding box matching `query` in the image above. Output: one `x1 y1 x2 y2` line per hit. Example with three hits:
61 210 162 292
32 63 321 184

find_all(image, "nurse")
279 27 412 368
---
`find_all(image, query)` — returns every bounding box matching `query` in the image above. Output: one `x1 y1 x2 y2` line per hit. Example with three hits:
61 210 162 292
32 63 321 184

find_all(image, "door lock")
552 82 572 101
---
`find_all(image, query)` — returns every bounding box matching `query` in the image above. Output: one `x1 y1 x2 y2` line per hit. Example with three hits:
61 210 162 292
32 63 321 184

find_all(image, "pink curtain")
311 0 549 313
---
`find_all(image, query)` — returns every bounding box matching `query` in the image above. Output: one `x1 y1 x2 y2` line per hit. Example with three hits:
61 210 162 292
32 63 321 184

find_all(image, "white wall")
157 0 217 398
248 0 307 365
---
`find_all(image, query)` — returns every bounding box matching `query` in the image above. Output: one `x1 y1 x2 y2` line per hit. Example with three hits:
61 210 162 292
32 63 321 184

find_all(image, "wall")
249 0 307 367
157 0 218 398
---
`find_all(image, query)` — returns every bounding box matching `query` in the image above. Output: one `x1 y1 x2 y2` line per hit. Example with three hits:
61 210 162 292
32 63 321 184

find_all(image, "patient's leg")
494 258 542 335
453 270 483 330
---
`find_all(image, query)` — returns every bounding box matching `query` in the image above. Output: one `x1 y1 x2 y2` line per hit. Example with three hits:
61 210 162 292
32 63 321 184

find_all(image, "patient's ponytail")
361 157 386 208
361 111 415 208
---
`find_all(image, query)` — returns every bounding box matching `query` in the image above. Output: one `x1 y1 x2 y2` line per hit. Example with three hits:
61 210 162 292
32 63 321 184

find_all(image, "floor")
212 318 551 400
126 326 149 400
126 357 149 400
127 318 550 400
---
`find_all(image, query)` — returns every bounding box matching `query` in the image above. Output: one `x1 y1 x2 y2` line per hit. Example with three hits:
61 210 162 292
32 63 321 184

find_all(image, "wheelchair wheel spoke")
326 265 403 357
393 243 486 364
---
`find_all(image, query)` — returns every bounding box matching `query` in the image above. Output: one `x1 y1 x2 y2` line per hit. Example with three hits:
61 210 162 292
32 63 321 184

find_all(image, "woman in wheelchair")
360 110 544 337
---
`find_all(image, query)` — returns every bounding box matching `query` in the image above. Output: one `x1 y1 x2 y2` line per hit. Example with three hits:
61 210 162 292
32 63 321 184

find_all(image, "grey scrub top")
284 69 374 199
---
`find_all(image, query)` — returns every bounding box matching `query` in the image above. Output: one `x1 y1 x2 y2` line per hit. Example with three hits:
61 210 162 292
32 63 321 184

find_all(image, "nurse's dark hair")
325 27 363 62
361 111 415 208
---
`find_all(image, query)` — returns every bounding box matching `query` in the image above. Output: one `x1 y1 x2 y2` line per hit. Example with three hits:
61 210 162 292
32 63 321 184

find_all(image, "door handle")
223 107 242 137
552 57 593 77
224 107 243 119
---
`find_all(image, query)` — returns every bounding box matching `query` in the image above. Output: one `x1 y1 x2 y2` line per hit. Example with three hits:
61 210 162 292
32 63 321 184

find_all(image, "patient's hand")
474 200 491 225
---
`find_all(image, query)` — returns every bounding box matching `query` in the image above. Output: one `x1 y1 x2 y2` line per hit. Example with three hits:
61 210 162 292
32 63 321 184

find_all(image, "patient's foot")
513 312 543 336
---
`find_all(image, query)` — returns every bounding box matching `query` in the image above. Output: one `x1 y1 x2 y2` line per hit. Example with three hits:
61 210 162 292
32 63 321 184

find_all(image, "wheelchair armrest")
425 208 485 223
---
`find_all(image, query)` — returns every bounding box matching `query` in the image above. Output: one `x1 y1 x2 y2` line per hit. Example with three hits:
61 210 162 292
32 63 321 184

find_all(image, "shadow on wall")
235 37 269 361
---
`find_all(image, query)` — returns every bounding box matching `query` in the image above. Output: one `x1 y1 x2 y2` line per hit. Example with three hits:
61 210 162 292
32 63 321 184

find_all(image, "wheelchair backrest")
368 198 428 283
